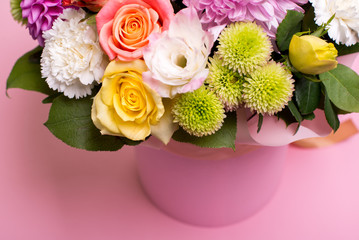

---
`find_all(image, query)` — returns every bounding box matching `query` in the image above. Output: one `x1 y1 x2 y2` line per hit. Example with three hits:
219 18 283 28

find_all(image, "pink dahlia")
183 0 308 37
21 0 65 46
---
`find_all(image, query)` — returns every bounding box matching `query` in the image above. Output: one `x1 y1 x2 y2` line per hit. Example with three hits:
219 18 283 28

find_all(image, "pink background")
1 2 359 239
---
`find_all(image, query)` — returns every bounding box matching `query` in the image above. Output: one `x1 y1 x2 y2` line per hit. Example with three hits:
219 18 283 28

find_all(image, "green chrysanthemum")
206 54 245 111
243 61 294 115
172 87 226 137
218 21 272 74
10 0 27 25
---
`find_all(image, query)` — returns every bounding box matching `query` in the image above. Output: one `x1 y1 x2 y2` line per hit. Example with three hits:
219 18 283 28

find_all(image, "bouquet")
7 0 359 151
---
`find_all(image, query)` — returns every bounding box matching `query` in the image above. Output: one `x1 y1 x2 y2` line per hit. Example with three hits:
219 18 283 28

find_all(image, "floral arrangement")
7 0 359 151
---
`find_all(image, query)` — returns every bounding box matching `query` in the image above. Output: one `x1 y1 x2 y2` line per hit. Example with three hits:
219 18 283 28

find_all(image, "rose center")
123 87 144 112
174 54 187 68
123 15 142 35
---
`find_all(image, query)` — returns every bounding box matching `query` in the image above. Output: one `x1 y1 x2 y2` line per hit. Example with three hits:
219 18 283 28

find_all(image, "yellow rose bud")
91 60 165 141
289 35 338 75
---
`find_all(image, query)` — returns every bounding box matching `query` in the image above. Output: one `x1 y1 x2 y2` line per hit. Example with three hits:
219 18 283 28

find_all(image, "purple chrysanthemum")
183 0 308 38
20 0 65 46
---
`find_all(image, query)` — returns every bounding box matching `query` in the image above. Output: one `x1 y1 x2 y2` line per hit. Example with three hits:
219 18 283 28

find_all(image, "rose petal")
177 69 208 94
117 117 151 141
151 98 178 144
142 71 172 98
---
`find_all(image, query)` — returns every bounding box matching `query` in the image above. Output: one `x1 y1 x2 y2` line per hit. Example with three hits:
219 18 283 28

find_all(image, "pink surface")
1 3 359 239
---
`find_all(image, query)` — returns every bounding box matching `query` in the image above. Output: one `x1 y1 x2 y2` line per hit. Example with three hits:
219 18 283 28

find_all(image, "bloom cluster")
8 0 359 150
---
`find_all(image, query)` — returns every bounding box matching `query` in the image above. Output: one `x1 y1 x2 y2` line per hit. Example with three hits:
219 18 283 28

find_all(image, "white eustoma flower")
310 0 359 46
142 7 216 98
41 8 108 99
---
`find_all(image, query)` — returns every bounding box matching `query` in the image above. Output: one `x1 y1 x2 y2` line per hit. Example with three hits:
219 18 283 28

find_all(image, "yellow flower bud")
289 35 338 75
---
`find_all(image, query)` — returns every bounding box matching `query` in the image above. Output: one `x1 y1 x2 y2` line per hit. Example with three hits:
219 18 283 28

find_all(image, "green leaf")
86 14 97 25
302 112 316 121
172 111 237 150
276 106 297 127
287 101 302 133
257 113 263 133
7 46 54 96
320 64 359 112
323 88 340 132
288 101 303 123
277 106 315 126
276 10 304 52
335 42 359 56
42 93 62 104
295 76 321 114
301 5 317 32
45 95 125 151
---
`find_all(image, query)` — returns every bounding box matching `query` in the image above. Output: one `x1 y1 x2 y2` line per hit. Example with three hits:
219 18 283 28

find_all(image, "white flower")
310 0 359 46
142 7 215 98
41 8 108 99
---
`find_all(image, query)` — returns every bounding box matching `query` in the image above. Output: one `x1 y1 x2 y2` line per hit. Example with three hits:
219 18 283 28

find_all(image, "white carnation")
310 0 359 46
41 8 108 99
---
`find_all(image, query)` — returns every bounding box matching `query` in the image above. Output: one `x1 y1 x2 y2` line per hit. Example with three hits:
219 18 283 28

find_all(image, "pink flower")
96 0 174 61
62 0 109 12
21 0 65 46
183 0 308 37
142 7 215 98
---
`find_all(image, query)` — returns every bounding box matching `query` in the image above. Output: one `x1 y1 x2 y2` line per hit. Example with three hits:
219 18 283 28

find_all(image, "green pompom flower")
243 61 294 115
218 21 272 74
206 54 245 111
10 0 27 25
172 87 225 137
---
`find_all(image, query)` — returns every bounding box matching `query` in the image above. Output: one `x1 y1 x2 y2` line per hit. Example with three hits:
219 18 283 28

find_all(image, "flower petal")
151 99 178 144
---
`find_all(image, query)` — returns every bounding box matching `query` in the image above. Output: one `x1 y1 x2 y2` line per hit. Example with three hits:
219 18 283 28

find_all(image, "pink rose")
96 0 174 61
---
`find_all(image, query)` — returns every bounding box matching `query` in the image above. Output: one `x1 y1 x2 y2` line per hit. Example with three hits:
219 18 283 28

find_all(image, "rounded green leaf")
45 95 125 151
295 77 321 115
320 64 359 112
324 90 340 132
7 46 54 96
276 10 304 52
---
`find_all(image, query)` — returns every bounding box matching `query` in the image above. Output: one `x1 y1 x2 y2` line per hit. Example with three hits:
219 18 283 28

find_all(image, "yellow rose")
289 35 338 75
91 60 175 142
